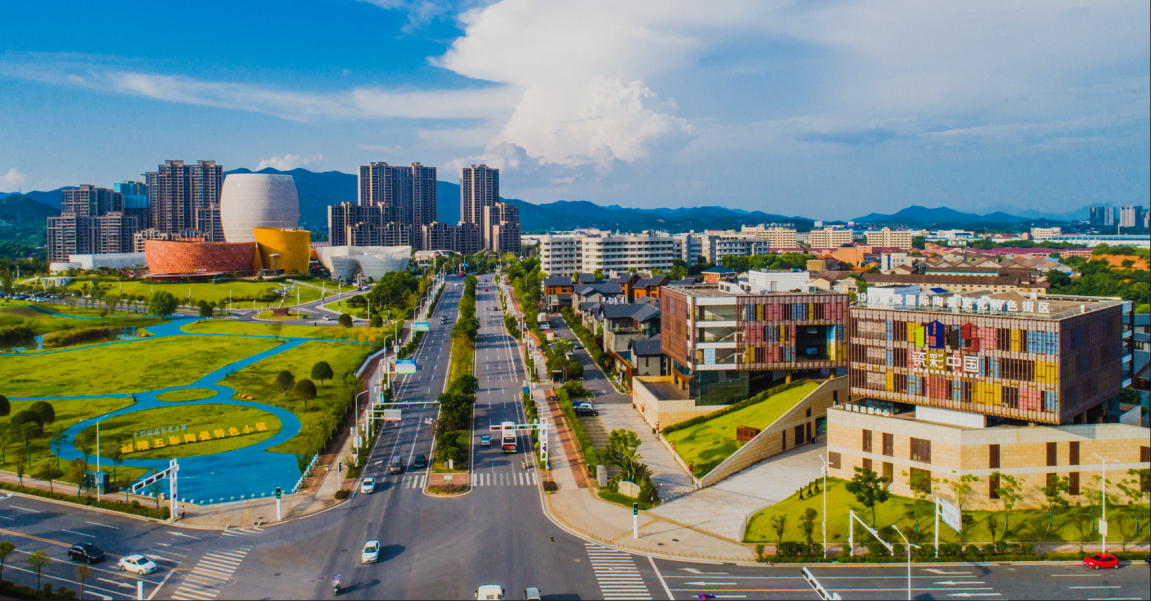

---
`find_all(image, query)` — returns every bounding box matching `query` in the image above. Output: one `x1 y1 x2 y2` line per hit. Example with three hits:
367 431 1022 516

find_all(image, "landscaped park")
0 300 381 505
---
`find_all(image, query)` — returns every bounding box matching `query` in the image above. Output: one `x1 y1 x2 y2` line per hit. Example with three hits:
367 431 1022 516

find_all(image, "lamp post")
95 416 107 502
891 525 920 601
355 390 369 449
1092 452 1118 553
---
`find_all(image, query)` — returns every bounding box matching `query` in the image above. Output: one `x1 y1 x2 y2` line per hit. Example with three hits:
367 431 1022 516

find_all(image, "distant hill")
0 194 59 249
852 204 1080 228
0 188 66 208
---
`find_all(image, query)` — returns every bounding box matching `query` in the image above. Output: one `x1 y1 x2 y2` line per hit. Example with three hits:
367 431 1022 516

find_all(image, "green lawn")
219 340 373 454
0 397 147 485
75 403 282 460
156 388 218 402
744 478 1151 545
0 335 281 397
666 381 819 477
62 280 324 306
0 302 162 336
181 319 388 341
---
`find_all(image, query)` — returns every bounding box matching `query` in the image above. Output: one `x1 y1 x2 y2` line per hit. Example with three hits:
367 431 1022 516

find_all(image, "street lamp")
1092 452 1118 553
891 525 920 601
355 390 369 449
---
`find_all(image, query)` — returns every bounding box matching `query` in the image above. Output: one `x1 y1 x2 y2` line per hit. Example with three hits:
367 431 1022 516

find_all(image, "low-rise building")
543 275 574 312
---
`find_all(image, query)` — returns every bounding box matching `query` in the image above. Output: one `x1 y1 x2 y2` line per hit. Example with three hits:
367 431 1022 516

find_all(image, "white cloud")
257 154 324 171
0 168 28 190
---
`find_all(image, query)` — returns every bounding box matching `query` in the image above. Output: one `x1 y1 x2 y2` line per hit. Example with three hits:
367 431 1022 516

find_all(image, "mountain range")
3 168 1106 233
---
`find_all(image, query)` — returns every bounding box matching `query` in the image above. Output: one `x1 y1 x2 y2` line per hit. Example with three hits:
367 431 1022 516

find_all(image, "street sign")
395 359 417 374
383 409 402 421
939 497 962 533
414 321 430 332
1098 518 1107 536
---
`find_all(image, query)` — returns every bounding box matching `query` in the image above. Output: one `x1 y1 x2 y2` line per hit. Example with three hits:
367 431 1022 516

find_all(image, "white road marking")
168 531 200 539
86 521 119 529
62 528 95 538
11 505 40 512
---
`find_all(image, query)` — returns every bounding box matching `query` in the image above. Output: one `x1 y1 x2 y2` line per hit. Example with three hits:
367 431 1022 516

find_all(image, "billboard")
414 321 430 332
395 359 417 374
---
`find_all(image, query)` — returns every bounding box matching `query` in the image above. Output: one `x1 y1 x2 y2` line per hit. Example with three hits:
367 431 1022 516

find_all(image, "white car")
360 477 376 494
118 554 158 575
362 540 381 563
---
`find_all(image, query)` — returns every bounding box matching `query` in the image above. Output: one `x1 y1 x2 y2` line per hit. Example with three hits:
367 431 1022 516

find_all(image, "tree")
943 472 980 542
1040 475 1071 535
198 300 213 318
0 394 8 418
268 321 284 340
311 361 334 386
845 466 891 528
293 378 317 408
77 563 91 600
67 458 87 496
13 448 27 485
902 469 938 532
36 466 63 493
74 430 94 470
26 550 51 590
602 429 644 482
338 313 353 328
110 442 125 481
770 514 788 550
50 432 68 469
0 422 8 464
104 293 120 315
0 540 14 582
990 471 1023 538
1116 468 1150 534
799 507 819 547
275 370 296 399
148 290 178 319
28 400 55 425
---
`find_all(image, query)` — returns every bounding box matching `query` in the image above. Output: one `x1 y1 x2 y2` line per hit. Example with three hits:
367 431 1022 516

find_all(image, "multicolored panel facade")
848 304 1124 425
735 294 849 370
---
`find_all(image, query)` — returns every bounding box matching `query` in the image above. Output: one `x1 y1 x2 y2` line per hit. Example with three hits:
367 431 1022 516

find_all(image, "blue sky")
1 0 1148 219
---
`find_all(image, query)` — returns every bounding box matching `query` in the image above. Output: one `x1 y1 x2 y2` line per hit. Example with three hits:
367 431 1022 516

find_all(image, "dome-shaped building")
219 174 299 243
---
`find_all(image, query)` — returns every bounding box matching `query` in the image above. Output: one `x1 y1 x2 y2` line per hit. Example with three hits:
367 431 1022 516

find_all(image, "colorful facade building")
252 227 310 274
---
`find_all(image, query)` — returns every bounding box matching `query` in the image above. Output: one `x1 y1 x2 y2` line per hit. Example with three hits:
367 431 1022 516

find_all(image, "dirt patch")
1101 255 1148 271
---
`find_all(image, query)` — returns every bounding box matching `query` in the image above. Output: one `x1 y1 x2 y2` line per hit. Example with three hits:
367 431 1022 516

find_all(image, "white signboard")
939 497 962 533
1098 518 1107 536
859 292 1051 316
383 409 402 422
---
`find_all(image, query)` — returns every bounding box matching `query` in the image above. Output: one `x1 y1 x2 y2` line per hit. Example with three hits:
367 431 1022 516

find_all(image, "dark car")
412 454 427 469
574 403 598 416
68 543 105 564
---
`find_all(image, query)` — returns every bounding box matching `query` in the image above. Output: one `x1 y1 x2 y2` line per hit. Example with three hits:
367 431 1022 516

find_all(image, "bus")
500 421 517 453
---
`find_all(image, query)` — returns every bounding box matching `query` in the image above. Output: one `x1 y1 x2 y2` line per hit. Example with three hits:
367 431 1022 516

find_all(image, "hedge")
560 307 609 368
0 579 78 600
42 326 116 347
397 330 425 359
556 388 599 473
662 379 810 435
0 482 170 519
757 543 1149 564
598 489 653 511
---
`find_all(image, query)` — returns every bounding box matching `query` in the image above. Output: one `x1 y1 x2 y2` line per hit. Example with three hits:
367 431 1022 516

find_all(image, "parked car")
118 555 158 575
68 543 105 564
1083 554 1120 569
480 434 492 447
362 540 381 563
412 454 427 469
574 403 598 416
360 477 376 494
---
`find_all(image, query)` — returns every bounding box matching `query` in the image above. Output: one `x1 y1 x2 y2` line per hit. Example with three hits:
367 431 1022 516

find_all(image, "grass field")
75 403 282 460
0 302 162 336
220 340 372 454
0 397 147 485
0 335 282 398
62 280 325 306
156 388 218 402
182 320 344 339
666 381 819 477
743 478 1151 545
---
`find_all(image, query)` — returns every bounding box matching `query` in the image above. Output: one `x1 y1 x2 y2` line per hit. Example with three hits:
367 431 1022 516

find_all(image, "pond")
0 327 143 352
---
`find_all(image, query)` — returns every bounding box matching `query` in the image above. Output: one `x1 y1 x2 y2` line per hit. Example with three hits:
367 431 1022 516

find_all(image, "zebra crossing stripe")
585 544 652 600
172 548 251 600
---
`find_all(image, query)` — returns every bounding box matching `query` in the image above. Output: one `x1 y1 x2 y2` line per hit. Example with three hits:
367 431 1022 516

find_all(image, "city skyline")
1 1 1148 220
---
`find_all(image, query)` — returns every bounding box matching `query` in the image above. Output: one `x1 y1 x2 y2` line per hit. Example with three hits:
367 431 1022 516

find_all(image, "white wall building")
538 229 679 275
864 227 914 250
808 227 854 248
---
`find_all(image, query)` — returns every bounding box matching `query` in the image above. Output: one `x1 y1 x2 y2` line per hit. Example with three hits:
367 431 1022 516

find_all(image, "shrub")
964 544 981 557
940 543 962 557
334 490 350 500
913 544 935 560
41 326 115 347
980 543 996 557
542 481 559 492
0 482 169 519
777 541 810 557
891 543 905 558
338 313 353 328
866 540 889 557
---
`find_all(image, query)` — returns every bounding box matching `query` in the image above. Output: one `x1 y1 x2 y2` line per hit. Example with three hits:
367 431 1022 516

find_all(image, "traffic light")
275 487 281 499
632 502 638 516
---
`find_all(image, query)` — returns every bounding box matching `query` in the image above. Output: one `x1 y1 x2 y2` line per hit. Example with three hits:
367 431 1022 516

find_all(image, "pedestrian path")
220 525 264 537
169 546 252 601
396 474 427 489
471 471 538 487
584 543 652 600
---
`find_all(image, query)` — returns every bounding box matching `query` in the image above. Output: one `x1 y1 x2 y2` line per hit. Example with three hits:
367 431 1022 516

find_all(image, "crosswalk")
398 474 427 489
585 544 651 600
220 526 263 537
170 546 251 601
471 471 538 487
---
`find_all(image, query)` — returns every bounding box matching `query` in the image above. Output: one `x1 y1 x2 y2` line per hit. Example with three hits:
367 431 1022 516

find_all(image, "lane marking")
11 505 40 513
168 531 200 539
86 521 119 529
61 529 95 538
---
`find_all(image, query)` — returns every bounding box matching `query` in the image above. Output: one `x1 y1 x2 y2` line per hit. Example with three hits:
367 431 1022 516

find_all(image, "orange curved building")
252 228 310 274
144 240 257 275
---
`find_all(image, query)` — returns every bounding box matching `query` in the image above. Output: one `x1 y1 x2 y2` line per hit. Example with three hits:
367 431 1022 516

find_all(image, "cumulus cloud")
0 168 28 190
257 154 324 171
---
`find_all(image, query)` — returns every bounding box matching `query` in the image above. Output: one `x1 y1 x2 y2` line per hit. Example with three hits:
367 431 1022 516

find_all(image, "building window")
989 474 1000 500
1046 442 1057 467
862 458 873 472
832 390 838 404
1069 472 1080 496
1069 441 1079 466
806 408 812 418
828 452 841 470
989 444 1000 469
863 429 873 453
910 468 931 493
883 462 893 482
910 438 931 464
882 433 894 457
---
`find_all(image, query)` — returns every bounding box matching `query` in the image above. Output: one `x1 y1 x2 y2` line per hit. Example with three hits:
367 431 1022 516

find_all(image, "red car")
1083 554 1120 569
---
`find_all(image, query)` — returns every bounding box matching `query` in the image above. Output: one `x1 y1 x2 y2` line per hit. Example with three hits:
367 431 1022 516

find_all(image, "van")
388 455 403 474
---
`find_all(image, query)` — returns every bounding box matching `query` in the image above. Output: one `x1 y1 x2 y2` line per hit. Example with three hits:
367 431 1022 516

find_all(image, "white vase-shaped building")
219 173 300 243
